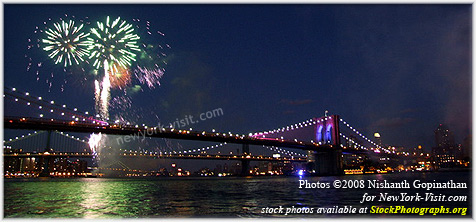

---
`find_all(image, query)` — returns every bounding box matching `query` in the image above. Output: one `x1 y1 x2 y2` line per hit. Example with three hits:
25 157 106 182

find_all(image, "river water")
4 171 471 218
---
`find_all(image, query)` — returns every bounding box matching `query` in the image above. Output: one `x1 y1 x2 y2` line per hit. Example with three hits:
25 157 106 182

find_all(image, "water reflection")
80 178 111 218
4 172 471 218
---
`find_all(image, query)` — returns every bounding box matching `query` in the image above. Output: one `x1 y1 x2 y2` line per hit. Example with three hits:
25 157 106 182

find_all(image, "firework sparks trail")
88 132 103 165
86 16 140 121
98 60 112 120
94 79 101 116
88 133 103 154
134 66 164 89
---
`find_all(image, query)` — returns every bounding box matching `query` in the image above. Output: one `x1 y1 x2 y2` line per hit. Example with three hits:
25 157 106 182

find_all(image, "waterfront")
4 171 471 218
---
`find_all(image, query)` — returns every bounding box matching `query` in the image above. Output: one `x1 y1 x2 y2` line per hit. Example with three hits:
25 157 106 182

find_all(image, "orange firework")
108 65 132 89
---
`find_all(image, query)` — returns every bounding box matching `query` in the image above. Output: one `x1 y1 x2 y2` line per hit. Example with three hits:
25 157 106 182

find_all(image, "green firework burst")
42 20 90 67
86 16 141 72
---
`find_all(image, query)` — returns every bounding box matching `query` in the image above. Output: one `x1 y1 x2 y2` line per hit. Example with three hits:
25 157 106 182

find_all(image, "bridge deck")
5 117 338 151
3 152 306 162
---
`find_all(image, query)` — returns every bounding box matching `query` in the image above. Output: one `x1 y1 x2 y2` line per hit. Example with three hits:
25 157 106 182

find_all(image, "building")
434 124 455 148
343 154 366 169
432 124 462 168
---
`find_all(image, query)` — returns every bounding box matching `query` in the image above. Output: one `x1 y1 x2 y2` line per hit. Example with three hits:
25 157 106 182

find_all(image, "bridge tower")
39 130 53 177
241 144 250 176
307 114 343 175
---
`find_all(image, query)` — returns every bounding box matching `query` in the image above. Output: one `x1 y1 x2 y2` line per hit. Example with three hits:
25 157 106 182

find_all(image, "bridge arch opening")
326 124 333 144
317 125 324 142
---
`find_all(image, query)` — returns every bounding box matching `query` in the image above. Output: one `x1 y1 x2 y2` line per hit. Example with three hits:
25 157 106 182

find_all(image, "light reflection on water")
80 178 111 218
4 172 471 218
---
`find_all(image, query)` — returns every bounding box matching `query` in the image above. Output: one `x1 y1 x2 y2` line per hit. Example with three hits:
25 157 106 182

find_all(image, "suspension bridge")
4 86 392 176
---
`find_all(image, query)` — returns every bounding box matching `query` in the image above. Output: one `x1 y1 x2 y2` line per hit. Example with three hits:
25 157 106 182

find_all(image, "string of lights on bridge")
4 86 107 125
4 130 88 145
249 118 317 139
262 145 307 158
6 86 395 156
173 142 227 155
118 142 228 155
339 133 369 151
247 115 393 154
175 141 306 158
4 131 44 144
339 118 391 153
4 129 306 159
5 86 316 143
57 131 88 143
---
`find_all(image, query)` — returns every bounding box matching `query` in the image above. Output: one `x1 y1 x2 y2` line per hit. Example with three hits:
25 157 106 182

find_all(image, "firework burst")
134 66 164 89
85 16 140 121
109 62 132 89
42 20 90 67
86 16 140 74
28 15 93 92
30 15 171 174
130 18 170 90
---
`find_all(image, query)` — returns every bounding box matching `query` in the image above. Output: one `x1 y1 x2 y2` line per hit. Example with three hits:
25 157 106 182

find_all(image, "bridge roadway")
3 152 307 162
4 117 337 151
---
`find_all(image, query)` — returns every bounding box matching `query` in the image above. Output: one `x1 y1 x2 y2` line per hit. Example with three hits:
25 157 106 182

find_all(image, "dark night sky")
3 4 472 152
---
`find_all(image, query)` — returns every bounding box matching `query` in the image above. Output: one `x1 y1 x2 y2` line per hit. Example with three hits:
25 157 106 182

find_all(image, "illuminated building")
432 124 462 168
